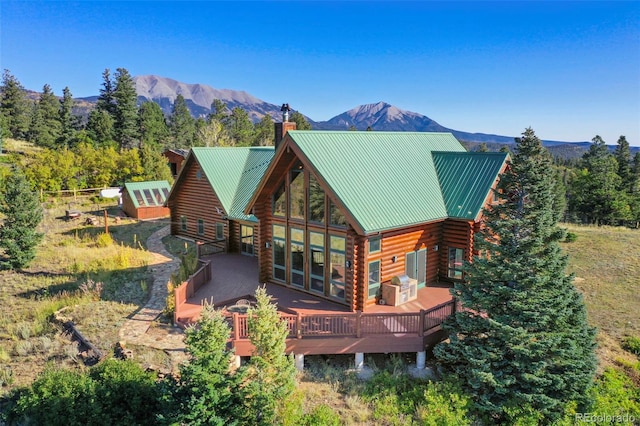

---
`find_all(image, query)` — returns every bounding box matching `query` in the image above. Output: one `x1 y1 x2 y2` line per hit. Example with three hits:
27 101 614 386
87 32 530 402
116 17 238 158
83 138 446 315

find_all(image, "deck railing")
229 298 456 341
197 239 227 257
174 259 212 324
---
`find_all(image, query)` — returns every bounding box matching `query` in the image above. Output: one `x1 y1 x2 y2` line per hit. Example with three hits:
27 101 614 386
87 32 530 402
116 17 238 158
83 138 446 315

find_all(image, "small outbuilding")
121 180 171 220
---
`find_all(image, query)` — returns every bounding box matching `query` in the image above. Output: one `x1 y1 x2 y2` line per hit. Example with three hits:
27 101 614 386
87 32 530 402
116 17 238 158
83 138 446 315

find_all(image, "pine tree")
139 144 173 183
0 70 31 139
173 304 238 425
228 107 254 147
169 94 196 148
96 68 116 116
28 84 61 148
113 68 139 149
138 101 169 149
233 287 297 425
0 167 44 270
289 110 312 130
58 86 76 148
434 128 597 423
86 109 115 146
615 135 632 192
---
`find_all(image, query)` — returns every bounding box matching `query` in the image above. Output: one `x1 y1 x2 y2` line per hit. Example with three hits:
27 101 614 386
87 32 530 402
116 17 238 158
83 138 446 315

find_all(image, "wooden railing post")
356 311 362 338
296 312 302 339
233 313 240 341
418 309 425 337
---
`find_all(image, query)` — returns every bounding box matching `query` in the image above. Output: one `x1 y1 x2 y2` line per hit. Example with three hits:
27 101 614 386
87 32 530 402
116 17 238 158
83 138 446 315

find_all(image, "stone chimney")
275 103 296 149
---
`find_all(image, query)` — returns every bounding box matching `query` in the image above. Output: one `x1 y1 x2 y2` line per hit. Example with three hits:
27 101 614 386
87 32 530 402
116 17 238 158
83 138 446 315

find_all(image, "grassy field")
0 196 166 392
560 224 640 369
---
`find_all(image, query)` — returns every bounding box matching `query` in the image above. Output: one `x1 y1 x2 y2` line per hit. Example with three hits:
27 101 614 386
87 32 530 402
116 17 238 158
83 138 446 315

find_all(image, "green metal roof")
433 151 508 220
124 180 171 209
191 147 275 222
287 131 467 234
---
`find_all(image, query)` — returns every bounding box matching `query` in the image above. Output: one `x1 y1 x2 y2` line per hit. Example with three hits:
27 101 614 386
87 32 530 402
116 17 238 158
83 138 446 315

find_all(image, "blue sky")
1 1 639 145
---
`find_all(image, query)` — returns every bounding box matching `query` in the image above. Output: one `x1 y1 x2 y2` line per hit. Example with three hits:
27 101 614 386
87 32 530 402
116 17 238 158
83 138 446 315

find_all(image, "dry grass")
560 224 640 368
0 197 165 394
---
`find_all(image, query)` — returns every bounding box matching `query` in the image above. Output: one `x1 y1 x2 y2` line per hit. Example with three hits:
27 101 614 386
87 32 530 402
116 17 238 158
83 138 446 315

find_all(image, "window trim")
197 219 205 235
448 247 465 280
369 236 381 254
215 222 224 241
180 215 187 231
368 259 381 299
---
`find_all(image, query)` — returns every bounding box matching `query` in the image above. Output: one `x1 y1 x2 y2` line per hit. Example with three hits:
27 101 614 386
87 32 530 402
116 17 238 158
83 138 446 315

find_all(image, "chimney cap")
280 103 291 122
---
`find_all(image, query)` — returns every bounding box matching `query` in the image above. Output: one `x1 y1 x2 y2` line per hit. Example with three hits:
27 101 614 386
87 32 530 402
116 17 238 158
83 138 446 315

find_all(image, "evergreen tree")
138 101 169 149
86 109 115 146
615 135 632 191
172 304 238 425
0 167 44 270
569 136 631 224
28 84 61 148
96 68 116 116
228 106 254 147
0 70 31 139
253 114 274 146
233 287 297 425
169 94 196 148
434 128 597 423
289 110 312 130
113 68 139 149
58 86 76 148
209 99 228 123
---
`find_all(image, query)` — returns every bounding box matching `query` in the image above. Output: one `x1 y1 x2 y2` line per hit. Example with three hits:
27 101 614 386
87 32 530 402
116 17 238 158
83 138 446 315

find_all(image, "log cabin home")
244 130 509 312
121 180 171 220
162 148 189 178
166 147 275 255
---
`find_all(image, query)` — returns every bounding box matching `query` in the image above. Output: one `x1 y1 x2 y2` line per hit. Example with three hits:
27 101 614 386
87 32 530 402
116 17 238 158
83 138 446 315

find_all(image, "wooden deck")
177 253 456 356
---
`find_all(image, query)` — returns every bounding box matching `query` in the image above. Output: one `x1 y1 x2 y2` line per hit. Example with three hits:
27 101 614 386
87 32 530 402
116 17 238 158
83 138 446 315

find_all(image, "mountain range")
73 75 637 157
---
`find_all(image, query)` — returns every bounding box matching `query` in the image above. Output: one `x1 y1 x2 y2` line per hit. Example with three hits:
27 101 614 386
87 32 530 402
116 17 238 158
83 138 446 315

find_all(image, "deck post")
356 311 362 338
296 312 302 339
294 353 304 371
416 351 426 370
233 313 240 341
355 352 364 371
418 309 425 337
233 355 241 369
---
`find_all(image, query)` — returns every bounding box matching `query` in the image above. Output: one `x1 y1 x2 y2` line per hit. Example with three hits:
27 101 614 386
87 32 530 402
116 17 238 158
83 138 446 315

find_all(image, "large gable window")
308 174 325 223
290 228 305 287
329 235 346 300
329 200 347 227
289 166 304 220
273 182 286 217
272 225 286 281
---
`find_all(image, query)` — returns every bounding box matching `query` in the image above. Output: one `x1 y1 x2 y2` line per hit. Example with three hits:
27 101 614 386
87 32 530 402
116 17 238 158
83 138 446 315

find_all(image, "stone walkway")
118 226 188 369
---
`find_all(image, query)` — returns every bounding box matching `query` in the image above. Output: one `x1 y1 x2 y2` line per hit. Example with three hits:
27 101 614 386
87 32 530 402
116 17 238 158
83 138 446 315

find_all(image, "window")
309 232 325 293
329 235 346 300
133 190 145 206
272 225 286 281
369 236 381 253
197 219 204 235
273 182 286 217
329 200 347 227
290 228 305 287
368 260 381 299
180 215 187 231
308 174 325 223
405 248 427 288
143 189 155 206
153 188 164 204
216 223 224 240
196 169 203 180
448 248 464 280
241 225 254 256
289 168 304 220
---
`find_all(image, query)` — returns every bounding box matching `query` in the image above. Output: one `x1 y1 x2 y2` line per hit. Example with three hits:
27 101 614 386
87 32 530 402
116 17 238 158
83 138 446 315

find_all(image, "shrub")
623 336 640 356
589 367 640 419
10 368 100 425
301 404 341 426
417 379 472 426
95 232 114 248
14 340 33 357
564 232 578 242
